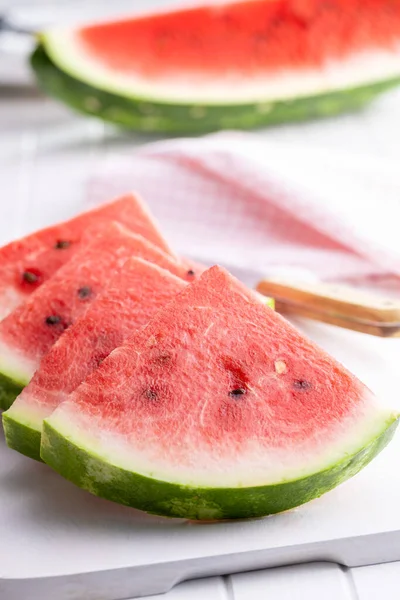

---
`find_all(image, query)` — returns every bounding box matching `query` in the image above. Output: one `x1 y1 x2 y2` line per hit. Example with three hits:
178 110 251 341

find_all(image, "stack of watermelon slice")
1 193 398 520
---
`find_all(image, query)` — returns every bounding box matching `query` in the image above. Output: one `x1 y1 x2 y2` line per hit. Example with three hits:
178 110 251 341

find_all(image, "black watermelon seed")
78 286 92 299
187 269 195 277
55 240 71 250
143 389 158 401
45 315 62 326
155 353 171 365
229 388 246 397
22 270 40 284
293 379 312 391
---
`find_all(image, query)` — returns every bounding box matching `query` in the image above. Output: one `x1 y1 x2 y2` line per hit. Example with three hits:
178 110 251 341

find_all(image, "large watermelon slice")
0 193 175 321
32 0 400 132
3 258 186 461
41 266 398 520
0 223 190 411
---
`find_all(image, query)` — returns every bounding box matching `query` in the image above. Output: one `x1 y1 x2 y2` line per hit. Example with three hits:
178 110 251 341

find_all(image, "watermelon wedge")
31 0 400 132
0 223 190 411
41 266 398 520
0 193 175 321
3 258 186 461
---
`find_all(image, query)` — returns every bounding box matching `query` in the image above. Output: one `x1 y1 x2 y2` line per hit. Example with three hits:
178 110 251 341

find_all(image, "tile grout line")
223 574 236 600
340 565 361 600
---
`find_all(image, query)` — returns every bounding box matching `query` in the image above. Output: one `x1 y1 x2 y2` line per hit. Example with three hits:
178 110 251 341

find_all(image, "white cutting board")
2 116 400 599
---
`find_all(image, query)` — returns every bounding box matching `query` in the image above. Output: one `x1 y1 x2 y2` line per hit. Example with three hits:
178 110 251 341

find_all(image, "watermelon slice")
3 258 186 461
0 223 190 411
41 266 398 520
31 0 400 132
0 193 175 321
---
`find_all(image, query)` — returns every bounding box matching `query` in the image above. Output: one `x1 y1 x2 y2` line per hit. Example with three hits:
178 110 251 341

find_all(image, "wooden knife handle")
256 278 400 337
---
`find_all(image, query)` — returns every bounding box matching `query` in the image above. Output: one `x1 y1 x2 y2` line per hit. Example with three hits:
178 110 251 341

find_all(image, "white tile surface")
127 561 400 600
352 562 400 600
233 563 359 600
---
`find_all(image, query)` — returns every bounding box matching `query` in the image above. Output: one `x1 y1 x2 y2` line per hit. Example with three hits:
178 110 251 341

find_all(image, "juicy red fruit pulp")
0 194 175 324
0 226 188 368
18 242 76 294
70 267 366 455
79 0 400 79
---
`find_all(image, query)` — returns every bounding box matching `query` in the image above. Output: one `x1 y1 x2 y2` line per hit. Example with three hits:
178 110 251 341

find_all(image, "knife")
257 277 400 337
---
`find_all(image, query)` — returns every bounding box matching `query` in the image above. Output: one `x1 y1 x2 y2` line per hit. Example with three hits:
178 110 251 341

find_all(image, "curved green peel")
2 412 42 461
0 373 24 412
31 44 400 134
41 417 398 520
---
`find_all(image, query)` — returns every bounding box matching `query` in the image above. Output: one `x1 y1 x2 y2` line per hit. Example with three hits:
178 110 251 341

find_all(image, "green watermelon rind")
0 373 26 412
41 415 398 520
2 412 42 461
31 44 400 133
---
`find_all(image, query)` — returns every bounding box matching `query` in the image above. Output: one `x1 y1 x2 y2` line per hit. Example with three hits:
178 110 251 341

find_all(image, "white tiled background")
1 1 400 598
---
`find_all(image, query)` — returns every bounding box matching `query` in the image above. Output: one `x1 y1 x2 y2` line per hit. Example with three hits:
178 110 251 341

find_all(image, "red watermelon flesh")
4 258 186 460
78 0 400 80
0 222 189 410
41 266 398 519
0 193 175 320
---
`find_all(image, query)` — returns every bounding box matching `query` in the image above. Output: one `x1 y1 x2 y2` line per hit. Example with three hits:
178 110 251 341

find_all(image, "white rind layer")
0 288 25 322
0 340 36 387
41 29 400 104
5 390 66 433
46 392 396 488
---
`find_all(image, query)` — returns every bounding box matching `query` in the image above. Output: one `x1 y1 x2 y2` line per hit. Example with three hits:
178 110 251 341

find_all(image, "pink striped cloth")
88 132 400 290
